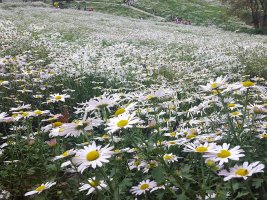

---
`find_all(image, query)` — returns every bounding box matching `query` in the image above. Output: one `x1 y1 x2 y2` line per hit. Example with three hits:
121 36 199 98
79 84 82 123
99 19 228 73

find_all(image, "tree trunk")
260 0 267 33
250 0 260 29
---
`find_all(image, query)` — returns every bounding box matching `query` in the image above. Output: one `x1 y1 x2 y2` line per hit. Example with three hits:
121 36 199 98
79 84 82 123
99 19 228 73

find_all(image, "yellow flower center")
114 149 121 153
89 180 99 187
235 168 249 176
207 137 215 142
169 141 176 145
211 82 218 89
170 132 176 137
212 90 222 95
217 150 231 158
12 113 18 118
34 110 42 115
242 81 255 87
206 159 216 167
147 95 153 100
190 128 198 135
0 80 4 84
195 146 208 153
140 183 149 190
117 119 129 128
22 112 29 117
148 162 156 168
231 111 239 116
253 107 262 114
74 121 87 130
133 147 140 152
61 151 68 157
163 154 173 160
102 134 110 139
228 103 236 108
59 127 65 132
35 185 46 192
261 133 267 138
53 121 62 127
134 161 140 166
115 108 125 117
55 95 62 100
86 150 100 161
186 134 196 139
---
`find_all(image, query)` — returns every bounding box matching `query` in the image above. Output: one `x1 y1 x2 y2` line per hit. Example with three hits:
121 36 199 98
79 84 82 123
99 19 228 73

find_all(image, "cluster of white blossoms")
0 3 267 199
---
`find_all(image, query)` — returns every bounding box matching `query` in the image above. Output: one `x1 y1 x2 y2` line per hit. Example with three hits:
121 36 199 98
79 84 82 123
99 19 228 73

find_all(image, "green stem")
245 179 256 200
161 159 195 200
98 168 116 199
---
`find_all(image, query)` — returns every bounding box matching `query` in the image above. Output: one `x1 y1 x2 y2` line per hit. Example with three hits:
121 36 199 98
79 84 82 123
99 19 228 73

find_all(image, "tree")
259 0 267 30
222 0 267 33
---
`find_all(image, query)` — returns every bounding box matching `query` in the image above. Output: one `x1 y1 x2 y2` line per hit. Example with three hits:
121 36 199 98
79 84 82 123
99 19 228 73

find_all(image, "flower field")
1 2 267 200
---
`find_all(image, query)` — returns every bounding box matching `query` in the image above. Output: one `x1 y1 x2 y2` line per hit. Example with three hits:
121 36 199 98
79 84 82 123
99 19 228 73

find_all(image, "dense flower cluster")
0 3 267 200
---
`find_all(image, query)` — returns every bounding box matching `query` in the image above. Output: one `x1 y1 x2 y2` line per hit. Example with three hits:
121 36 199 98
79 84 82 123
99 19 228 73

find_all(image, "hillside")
73 0 251 32
0 3 267 200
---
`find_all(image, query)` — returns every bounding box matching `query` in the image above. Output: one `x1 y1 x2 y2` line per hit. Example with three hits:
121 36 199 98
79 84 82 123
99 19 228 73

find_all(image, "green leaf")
232 182 241 192
252 178 264 189
152 166 165 183
119 178 132 193
236 191 249 198
156 192 165 200
177 193 187 200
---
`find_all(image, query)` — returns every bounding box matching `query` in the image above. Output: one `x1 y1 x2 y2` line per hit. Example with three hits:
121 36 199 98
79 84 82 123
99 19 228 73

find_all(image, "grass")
70 1 154 20
134 0 245 30
0 4 267 200
71 0 253 32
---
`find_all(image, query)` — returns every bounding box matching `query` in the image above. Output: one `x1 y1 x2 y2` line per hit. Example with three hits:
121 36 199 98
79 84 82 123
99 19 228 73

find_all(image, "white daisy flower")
204 143 245 165
229 110 242 118
200 76 228 92
163 153 179 163
163 140 180 148
114 102 137 117
0 80 9 86
219 161 264 181
82 93 119 113
256 133 267 139
248 104 267 114
227 102 242 110
164 131 179 138
10 104 31 111
72 142 114 173
128 159 145 171
49 118 102 138
79 178 108 195
24 182 56 196
105 112 140 133
0 112 8 122
130 179 157 196
183 142 216 153
52 149 75 161
49 93 70 103
32 109 50 117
